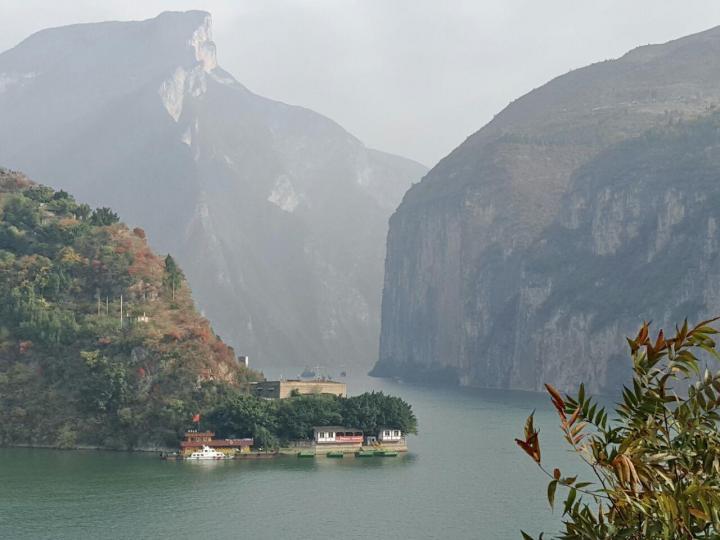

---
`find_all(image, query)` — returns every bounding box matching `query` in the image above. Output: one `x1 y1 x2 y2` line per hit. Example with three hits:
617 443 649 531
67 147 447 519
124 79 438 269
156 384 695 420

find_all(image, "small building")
378 428 403 443
313 426 364 445
250 379 347 399
179 430 254 457
237 355 249 368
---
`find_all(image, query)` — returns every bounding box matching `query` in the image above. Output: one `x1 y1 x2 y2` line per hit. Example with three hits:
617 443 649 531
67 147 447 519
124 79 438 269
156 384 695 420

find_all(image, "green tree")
341 391 417 435
276 394 343 441
0 224 30 254
163 254 183 300
206 394 279 446
79 350 129 414
74 203 91 221
89 207 119 226
46 191 77 216
24 185 55 203
517 319 720 539
2 195 40 229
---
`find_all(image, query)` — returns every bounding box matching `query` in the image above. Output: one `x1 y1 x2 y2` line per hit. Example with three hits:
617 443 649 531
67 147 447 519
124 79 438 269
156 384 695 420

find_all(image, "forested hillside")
0 169 261 449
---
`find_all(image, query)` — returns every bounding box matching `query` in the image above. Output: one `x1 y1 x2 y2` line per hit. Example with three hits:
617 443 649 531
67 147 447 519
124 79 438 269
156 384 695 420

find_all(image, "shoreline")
1 443 175 454
2 440 409 458
165 441 410 460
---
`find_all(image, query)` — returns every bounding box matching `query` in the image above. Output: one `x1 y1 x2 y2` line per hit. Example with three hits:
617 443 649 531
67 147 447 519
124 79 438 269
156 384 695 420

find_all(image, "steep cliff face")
376 25 720 392
0 11 426 372
510 117 720 392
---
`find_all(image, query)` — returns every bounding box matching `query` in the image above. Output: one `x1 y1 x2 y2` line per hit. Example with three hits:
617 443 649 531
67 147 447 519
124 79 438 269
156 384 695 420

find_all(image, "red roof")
180 438 253 448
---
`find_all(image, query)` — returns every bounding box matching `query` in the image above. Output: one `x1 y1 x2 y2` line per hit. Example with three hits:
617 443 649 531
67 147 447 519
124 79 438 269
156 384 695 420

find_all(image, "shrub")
517 318 720 539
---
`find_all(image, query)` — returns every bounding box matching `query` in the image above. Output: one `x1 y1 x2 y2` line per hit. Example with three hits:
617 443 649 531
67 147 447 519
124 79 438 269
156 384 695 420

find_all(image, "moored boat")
374 450 398 457
326 451 344 458
297 451 316 458
187 445 228 460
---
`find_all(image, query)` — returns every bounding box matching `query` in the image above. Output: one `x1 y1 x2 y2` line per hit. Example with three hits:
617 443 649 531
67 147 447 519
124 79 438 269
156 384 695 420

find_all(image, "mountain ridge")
376 23 720 392
0 11 427 372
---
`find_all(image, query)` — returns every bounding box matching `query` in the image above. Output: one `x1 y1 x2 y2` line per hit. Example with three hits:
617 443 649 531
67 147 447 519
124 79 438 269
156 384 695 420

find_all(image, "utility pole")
120 294 123 329
106 296 109 315
96 290 101 316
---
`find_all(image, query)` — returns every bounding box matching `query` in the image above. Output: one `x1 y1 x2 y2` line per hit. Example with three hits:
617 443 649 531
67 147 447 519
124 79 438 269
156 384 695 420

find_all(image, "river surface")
0 375 583 539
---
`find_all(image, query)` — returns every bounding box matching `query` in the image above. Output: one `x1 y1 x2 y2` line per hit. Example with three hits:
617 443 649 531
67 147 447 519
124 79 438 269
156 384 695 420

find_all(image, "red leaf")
545 383 566 419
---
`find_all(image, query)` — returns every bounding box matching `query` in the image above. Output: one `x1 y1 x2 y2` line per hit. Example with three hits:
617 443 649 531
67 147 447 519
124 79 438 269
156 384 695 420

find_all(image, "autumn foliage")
0 170 262 450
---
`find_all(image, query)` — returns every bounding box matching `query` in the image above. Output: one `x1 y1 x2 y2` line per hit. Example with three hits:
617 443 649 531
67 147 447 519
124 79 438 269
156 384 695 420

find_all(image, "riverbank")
2 442 176 453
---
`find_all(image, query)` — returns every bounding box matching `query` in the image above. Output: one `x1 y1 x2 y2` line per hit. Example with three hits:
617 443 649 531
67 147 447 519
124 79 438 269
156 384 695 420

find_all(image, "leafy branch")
517 318 720 539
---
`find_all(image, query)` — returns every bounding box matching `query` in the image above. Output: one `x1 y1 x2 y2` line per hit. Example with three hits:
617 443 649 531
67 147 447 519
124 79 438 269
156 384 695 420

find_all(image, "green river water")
0 375 578 539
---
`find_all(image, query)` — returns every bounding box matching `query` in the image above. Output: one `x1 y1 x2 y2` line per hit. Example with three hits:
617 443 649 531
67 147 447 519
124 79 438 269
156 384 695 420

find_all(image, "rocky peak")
187 12 217 72
151 11 217 71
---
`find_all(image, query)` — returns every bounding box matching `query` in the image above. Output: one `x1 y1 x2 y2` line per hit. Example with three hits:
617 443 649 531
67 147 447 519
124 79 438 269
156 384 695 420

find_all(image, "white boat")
187 445 227 460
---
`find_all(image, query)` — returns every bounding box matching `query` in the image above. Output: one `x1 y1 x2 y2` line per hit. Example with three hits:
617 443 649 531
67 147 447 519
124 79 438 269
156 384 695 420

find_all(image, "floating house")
250 379 347 399
310 426 407 455
313 426 364 446
179 430 253 458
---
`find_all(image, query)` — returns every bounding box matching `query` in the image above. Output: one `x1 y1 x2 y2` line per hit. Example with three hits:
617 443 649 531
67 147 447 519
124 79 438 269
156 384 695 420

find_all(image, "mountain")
374 25 720 392
0 11 427 373
0 168 261 449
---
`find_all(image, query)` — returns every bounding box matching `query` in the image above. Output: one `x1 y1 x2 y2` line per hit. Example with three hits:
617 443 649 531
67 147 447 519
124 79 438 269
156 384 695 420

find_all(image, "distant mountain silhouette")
0 11 426 372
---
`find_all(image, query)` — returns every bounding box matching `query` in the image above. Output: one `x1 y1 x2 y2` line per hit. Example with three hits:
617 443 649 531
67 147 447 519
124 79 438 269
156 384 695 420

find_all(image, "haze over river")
0 376 577 539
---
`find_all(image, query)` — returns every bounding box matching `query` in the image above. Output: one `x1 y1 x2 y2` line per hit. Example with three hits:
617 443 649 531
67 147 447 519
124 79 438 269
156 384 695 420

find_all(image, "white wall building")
378 428 403 442
313 426 363 445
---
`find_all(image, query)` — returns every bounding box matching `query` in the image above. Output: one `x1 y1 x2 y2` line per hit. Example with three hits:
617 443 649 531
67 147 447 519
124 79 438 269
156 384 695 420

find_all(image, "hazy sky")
3 1 720 166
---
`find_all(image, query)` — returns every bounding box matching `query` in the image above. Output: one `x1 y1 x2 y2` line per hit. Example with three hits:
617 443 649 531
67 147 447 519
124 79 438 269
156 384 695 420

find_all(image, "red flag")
192 413 201 423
